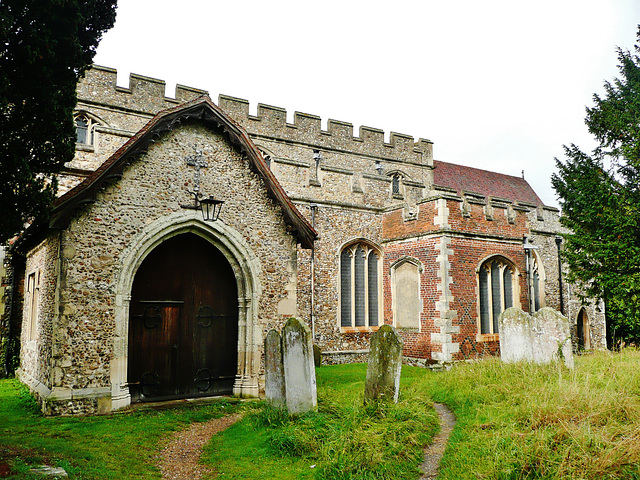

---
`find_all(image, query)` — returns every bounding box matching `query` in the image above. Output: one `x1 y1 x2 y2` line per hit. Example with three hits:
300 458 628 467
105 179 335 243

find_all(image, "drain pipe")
310 204 317 340
523 236 538 314
555 236 565 315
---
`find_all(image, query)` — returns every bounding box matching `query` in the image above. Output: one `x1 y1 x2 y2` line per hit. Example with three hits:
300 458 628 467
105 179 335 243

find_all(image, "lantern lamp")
199 196 224 222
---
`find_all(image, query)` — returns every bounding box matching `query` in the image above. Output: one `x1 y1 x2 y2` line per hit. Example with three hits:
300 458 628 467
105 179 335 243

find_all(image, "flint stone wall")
19 122 301 414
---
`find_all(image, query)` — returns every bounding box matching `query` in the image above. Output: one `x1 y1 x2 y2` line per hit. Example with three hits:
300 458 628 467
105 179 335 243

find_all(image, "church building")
6 66 606 415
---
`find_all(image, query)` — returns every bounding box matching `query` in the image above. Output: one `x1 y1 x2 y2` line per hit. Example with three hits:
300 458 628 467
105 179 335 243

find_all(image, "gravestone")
498 307 534 363
264 329 286 408
499 307 573 368
264 319 317 413
364 324 403 403
282 318 317 414
313 344 322 367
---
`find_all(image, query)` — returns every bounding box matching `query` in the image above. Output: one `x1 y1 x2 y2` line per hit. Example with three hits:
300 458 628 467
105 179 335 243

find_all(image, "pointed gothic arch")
338 238 383 331
110 210 262 410
576 307 591 351
390 257 424 331
476 255 520 337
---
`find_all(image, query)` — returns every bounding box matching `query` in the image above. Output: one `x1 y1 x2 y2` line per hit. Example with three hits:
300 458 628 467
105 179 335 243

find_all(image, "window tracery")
339 241 381 329
74 113 98 146
478 257 516 335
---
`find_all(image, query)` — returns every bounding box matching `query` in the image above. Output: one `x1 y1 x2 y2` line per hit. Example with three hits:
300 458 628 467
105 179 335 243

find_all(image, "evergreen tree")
552 27 640 346
0 0 116 243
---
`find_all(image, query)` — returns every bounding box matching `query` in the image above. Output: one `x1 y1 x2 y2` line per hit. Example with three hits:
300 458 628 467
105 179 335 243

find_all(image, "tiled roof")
433 160 543 206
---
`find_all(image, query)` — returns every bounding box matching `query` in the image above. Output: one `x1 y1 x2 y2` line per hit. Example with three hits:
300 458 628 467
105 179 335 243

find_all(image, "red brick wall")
383 196 533 360
383 239 439 358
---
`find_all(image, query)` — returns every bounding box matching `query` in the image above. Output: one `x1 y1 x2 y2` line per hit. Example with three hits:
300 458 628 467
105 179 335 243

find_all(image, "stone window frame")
390 256 424 332
387 170 409 200
73 111 103 151
338 239 383 333
476 255 520 342
24 269 41 343
530 250 546 312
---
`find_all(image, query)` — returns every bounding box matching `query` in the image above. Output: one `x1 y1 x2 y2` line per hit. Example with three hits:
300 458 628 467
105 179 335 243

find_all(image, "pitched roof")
432 160 543 206
50 96 317 248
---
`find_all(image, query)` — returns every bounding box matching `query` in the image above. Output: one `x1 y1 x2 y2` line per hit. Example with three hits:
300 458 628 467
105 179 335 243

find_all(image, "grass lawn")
1 350 640 479
0 381 243 479
430 349 640 480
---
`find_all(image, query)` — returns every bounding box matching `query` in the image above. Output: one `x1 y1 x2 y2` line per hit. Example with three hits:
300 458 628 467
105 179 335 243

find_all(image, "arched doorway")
127 233 238 402
576 308 591 351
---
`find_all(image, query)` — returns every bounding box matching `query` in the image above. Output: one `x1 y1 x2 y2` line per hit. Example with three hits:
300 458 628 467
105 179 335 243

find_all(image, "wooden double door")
128 233 238 402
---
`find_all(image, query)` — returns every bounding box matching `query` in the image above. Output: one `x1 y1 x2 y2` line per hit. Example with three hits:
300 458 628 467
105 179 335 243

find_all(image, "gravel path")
158 413 242 480
419 403 456 479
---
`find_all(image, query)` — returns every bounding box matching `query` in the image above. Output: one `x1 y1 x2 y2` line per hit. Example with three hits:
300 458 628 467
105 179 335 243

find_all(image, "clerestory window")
340 241 382 329
478 257 516 336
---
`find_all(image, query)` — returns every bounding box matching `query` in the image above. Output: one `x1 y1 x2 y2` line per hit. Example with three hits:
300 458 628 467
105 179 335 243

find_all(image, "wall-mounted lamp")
183 191 224 222
375 160 383 175
199 196 224 222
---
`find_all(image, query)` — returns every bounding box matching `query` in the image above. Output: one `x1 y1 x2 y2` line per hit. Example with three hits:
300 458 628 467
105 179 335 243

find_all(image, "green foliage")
552 26 640 344
0 0 116 243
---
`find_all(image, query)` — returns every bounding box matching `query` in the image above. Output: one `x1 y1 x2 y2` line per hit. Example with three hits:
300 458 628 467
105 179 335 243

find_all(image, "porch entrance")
127 233 238 402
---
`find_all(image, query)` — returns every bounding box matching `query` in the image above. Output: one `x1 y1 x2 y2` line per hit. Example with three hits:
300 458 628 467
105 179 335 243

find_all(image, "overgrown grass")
429 349 640 480
3 350 640 479
0 380 243 479
202 364 439 479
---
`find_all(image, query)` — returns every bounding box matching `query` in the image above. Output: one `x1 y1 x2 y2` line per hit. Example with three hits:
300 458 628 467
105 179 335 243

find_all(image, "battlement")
78 66 434 165
218 95 433 165
77 65 209 114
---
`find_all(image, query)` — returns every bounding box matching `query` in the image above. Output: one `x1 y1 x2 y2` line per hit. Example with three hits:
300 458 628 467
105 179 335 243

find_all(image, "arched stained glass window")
478 257 516 335
339 241 382 329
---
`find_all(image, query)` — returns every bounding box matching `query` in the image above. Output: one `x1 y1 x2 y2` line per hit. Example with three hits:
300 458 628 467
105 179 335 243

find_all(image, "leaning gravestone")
499 307 573 368
264 329 286 408
364 324 403 403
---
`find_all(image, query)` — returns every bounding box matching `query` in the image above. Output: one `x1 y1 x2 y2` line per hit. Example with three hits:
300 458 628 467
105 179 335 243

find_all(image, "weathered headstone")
498 307 533 363
364 324 403 403
313 344 322 367
531 308 574 369
282 318 317 414
264 329 286 408
499 307 573 368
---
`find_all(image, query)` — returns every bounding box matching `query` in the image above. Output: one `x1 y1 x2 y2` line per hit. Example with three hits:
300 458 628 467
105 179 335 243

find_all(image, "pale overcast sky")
93 1 640 207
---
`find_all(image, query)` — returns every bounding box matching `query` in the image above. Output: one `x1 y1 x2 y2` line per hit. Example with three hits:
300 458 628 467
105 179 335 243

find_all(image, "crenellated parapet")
77 67 434 166
218 95 433 165
76 66 208 114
